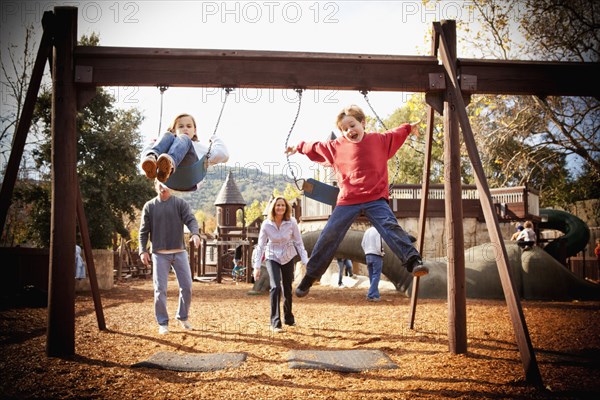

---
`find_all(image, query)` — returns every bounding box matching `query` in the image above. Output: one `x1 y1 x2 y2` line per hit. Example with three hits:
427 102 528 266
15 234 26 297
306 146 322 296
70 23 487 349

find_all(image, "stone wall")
300 217 515 261
75 249 114 292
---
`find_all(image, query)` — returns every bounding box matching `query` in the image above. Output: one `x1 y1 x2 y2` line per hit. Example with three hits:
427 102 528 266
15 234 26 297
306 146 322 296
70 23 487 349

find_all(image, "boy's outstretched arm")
410 121 420 138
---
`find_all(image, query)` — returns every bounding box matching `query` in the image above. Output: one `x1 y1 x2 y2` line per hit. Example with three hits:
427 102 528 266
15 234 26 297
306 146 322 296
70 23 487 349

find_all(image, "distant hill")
175 164 292 213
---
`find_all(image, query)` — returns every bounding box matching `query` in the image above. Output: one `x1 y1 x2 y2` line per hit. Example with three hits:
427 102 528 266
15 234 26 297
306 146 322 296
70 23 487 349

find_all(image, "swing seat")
165 155 207 191
302 178 340 206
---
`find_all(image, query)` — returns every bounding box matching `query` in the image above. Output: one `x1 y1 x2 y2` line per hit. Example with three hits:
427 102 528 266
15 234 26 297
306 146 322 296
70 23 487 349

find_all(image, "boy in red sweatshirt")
286 105 429 297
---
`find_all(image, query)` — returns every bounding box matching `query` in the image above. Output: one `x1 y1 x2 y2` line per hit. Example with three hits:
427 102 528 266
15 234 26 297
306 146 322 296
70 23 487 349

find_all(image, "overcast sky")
1 1 490 181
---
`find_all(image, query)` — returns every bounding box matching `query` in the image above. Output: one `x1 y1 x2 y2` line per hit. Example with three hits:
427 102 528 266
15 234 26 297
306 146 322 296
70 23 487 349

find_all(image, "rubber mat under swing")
287 349 398 372
132 351 247 372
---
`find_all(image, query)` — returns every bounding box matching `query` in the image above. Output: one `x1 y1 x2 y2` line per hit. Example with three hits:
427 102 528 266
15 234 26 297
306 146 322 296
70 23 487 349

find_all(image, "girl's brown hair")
168 113 198 140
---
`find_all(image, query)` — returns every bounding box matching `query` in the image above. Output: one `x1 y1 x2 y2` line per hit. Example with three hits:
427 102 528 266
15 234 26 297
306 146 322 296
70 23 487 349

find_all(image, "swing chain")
206 87 233 159
285 88 304 190
157 85 169 137
361 90 389 131
361 90 402 192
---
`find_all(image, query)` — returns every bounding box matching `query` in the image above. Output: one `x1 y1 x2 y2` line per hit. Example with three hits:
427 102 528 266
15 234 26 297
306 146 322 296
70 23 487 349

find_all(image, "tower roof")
214 171 246 206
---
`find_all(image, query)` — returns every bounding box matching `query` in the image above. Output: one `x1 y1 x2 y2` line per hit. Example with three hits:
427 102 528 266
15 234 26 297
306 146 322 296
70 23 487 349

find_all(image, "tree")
0 26 52 245
382 95 447 185
244 199 267 225
19 33 154 248
244 183 300 225
195 209 216 234
438 0 600 208
0 25 39 166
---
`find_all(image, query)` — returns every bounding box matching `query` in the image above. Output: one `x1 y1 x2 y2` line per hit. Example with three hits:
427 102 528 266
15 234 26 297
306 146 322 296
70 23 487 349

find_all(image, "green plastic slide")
539 208 590 260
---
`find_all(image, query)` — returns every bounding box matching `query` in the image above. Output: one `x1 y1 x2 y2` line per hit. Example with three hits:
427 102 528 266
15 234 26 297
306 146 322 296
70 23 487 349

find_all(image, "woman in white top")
253 197 309 332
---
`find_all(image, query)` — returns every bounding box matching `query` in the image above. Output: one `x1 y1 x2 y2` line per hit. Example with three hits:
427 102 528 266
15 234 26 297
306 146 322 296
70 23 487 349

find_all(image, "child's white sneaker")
158 325 169 335
179 320 193 330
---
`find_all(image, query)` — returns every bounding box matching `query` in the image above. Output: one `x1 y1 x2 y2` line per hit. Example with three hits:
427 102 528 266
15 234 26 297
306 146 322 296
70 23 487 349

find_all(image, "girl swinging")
140 112 229 191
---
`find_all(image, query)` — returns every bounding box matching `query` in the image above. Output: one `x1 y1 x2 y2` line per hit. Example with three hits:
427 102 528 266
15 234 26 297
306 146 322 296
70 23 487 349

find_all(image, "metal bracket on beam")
460 74 477 92
426 73 446 114
425 92 444 115
429 73 446 91
75 65 97 109
75 65 93 83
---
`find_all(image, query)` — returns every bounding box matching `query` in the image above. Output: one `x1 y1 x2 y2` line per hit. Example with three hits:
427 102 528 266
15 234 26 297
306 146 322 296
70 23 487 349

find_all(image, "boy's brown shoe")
156 154 174 183
141 154 157 179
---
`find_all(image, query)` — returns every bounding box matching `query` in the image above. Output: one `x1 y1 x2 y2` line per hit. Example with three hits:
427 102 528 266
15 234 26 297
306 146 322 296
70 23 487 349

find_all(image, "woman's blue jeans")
152 251 193 326
266 259 295 328
306 198 419 280
366 254 383 299
148 132 199 167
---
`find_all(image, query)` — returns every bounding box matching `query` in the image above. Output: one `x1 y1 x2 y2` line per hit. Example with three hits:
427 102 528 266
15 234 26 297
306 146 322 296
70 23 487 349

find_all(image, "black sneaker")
406 256 429 277
295 275 316 298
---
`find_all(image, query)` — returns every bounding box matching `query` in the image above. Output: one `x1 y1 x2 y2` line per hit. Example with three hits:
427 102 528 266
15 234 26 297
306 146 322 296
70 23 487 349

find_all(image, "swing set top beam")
74 46 599 97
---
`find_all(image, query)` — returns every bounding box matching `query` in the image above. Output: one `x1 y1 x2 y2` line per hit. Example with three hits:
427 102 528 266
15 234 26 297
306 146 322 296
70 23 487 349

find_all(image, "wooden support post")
440 20 467 354
434 21 543 386
47 7 78 357
116 237 125 280
0 12 53 235
408 25 440 330
76 185 106 330
216 243 223 283
201 238 207 277
408 104 436 329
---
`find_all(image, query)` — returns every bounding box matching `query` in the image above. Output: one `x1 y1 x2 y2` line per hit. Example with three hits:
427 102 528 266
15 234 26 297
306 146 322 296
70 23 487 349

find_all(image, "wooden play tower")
0 7 598 386
191 171 252 283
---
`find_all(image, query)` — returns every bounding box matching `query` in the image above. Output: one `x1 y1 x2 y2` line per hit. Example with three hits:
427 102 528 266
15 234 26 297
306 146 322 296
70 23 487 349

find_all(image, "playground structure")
539 208 591 266
189 171 254 284
0 6 598 387
294 226 600 301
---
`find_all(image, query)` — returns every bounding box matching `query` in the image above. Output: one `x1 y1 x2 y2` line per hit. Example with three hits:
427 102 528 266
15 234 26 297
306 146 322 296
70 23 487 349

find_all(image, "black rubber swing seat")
302 178 340 206
164 155 207 191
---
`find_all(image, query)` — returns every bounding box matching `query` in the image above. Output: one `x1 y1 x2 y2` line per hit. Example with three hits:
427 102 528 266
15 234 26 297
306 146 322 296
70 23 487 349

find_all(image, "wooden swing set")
0 7 598 386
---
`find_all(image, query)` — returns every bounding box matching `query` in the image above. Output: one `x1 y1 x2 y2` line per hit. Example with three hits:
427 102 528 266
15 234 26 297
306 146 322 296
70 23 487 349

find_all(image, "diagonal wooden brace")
433 21 543 386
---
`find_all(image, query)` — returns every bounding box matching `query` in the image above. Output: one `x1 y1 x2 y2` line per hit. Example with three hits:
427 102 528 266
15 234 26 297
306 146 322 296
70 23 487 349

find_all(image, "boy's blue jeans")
147 132 199 167
152 251 193 326
366 254 383 299
306 198 419 280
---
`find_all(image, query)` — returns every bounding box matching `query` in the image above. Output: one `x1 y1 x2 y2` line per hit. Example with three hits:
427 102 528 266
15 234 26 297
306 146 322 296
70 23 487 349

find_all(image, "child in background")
232 258 245 283
285 105 428 298
511 224 524 241
516 220 537 251
337 258 353 288
140 113 229 190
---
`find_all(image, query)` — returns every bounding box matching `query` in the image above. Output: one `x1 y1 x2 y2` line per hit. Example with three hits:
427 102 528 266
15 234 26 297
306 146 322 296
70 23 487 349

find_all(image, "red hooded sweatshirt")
296 124 412 206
